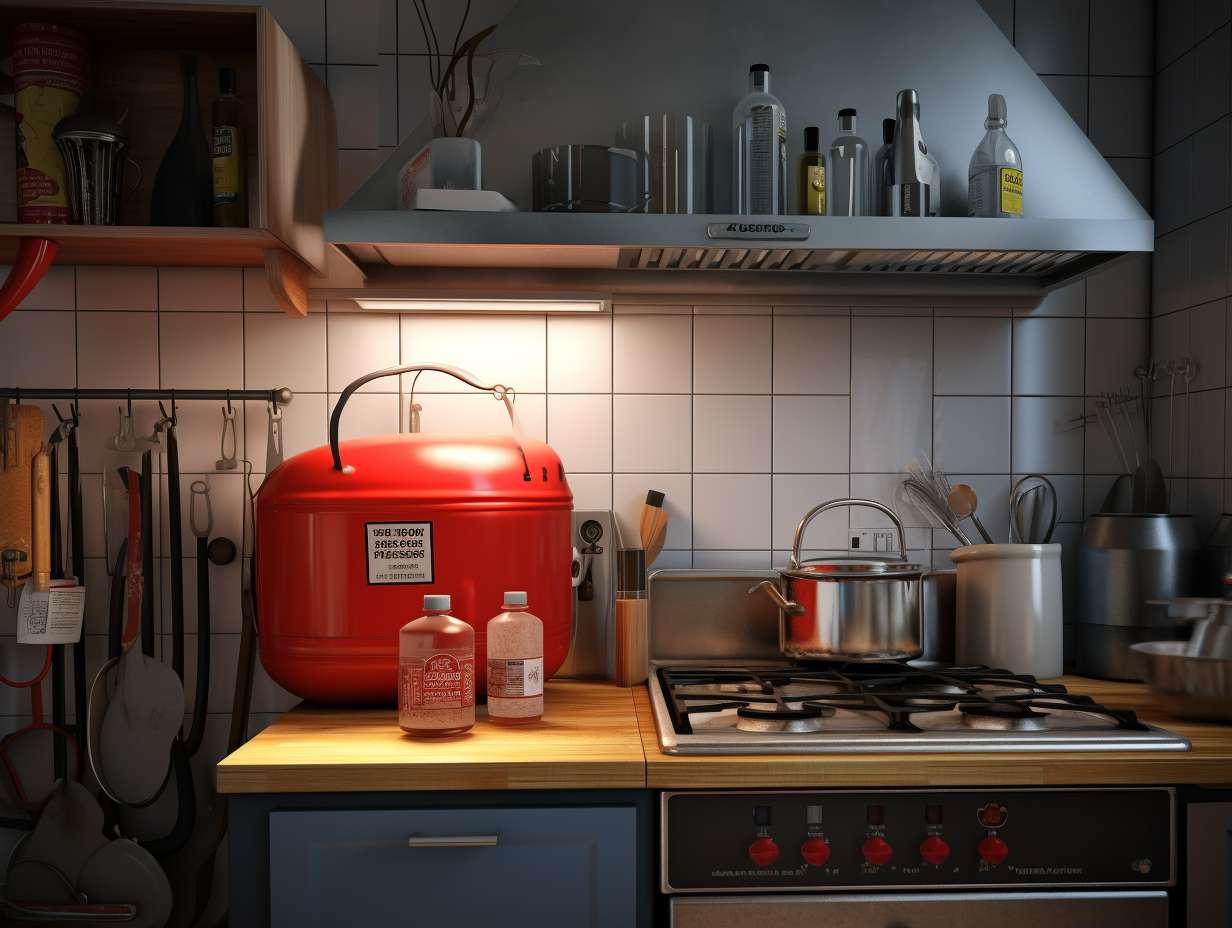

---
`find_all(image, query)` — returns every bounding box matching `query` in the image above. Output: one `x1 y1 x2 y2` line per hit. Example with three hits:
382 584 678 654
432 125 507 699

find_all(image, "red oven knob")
919 835 951 865
862 836 893 866
800 837 832 867
979 835 1009 865
748 837 780 867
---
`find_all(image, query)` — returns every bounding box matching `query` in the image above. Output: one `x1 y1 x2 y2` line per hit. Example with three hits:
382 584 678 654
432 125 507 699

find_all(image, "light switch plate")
849 529 900 554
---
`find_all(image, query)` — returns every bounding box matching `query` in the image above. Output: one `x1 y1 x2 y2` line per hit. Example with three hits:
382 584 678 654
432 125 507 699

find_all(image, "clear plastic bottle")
967 93 1023 218
828 108 870 216
733 63 787 215
486 591 544 724
398 594 475 737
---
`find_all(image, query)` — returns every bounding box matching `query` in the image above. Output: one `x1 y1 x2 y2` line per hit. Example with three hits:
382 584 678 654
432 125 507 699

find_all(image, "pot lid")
784 557 924 579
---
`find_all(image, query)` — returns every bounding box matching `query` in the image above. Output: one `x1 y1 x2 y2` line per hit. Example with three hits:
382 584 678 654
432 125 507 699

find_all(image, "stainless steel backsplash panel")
649 569 781 663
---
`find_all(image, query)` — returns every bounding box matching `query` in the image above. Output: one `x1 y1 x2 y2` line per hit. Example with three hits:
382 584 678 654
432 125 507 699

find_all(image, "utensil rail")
0 386 294 405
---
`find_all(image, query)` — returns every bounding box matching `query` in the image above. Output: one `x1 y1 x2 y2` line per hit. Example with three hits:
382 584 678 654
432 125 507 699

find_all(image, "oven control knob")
748 837 780 867
919 835 950 865
862 836 893 866
800 837 832 867
978 835 1009 865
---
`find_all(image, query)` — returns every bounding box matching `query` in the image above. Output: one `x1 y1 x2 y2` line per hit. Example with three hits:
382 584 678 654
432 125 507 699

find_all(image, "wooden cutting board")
0 405 46 586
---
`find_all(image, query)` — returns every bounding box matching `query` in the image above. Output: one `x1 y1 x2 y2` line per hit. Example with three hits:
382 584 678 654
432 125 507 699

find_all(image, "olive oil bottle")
211 67 246 227
799 126 827 215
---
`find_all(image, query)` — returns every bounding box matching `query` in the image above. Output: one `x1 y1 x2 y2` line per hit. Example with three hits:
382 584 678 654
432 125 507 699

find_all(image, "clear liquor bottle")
967 93 1023 217
733 63 787 214
828 108 870 216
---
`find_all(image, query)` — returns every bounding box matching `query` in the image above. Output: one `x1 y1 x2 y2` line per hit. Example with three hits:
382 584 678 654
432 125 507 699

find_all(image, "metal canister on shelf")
1076 514 1199 680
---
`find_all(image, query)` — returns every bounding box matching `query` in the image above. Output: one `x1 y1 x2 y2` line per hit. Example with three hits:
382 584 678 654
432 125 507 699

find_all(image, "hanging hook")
225 389 233 413
126 389 132 418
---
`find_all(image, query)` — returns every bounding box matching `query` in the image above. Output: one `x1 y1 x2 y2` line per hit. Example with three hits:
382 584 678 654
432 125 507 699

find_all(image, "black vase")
150 53 213 226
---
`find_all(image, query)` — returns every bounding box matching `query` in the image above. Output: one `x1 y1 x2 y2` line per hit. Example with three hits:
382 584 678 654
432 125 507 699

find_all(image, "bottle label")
400 650 475 712
805 164 827 215
749 106 775 214
487 656 544 698
212 125 241 205
999 167 1023 216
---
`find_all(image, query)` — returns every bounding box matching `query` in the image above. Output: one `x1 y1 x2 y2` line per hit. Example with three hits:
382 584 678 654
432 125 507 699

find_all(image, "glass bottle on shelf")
733 63 787 214
828 108 870 216
150 53 213 226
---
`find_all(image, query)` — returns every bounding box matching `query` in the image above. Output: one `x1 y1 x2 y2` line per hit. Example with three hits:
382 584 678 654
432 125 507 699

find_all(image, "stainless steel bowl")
1130 640 1232 722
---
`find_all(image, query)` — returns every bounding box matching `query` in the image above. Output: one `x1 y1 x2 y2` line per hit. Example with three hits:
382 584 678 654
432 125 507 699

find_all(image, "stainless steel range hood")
327 0 1152 298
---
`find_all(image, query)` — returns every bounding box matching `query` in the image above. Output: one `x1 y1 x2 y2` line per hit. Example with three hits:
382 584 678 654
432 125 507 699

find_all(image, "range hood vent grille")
615 246 1084 276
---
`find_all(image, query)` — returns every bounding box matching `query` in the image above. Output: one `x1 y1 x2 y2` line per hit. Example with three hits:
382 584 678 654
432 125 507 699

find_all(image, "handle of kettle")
329 364 523 473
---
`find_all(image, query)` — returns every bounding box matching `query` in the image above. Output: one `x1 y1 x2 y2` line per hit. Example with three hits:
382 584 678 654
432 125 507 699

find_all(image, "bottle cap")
503 591 528 607
423 594 451 611
838 108 857 132
219 66 237 96
749 63 769 73
839 107 857 119
988 93 1007 121
804 126 820 151
882 118 896 145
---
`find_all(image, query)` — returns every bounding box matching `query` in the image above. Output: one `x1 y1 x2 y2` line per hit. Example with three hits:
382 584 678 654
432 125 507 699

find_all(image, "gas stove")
648 662 1191 754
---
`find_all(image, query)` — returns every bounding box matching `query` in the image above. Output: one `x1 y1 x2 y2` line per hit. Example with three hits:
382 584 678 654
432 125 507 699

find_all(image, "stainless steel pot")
750 498 926 661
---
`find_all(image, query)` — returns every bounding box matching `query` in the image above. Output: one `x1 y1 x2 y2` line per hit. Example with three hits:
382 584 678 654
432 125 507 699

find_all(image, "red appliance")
255 365 574 705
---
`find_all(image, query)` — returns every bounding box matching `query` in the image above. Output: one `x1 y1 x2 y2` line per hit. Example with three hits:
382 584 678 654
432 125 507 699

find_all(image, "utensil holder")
951 543 1063 678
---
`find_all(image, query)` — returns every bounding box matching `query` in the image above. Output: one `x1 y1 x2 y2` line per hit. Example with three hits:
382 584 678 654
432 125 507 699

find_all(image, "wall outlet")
849 529 899 554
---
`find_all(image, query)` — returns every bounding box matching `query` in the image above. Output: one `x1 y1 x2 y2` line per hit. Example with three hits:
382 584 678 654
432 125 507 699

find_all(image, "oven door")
670 891 1169 927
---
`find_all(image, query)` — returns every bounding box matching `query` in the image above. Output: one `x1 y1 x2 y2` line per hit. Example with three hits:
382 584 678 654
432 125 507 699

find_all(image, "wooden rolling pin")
614 548 647 687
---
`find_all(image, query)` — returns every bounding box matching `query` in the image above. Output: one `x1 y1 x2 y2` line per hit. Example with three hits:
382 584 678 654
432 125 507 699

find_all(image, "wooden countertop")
635 676 1232 789
216 682 645 794
217 677 1232 794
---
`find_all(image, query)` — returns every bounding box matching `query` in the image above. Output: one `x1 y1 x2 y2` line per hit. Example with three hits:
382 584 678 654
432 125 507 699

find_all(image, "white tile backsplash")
934 396 1011 473
850 316 932 473
771 316 850 394
327 313 400 392
418 392 546 441
78 312 157 389
693 395 771 472
402 314 546 393
160 313 244 389
612 394 691 472
933 317 1011 395
692 474 771 549
1012 318 1085 396
771 474 850 549
613 315 692 393
1012 397 1086 473
1 312 76 387
547 316 612 392
158 268 244 312
771 395 849 473
75 267 157 311
547 394 612 472
245 313 328 392
693 315 771 393
611 473 692 550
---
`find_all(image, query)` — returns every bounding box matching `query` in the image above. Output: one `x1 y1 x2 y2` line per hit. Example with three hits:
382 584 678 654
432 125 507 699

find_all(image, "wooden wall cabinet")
0 1 337 317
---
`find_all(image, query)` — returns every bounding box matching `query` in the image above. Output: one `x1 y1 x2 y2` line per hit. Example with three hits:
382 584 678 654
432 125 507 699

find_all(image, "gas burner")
735 703 834 734
960 702 1051 731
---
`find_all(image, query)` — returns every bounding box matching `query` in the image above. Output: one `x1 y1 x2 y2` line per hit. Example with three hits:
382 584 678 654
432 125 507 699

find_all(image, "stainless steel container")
750 499 926 661
531 144 649 212
614 113 714 214
1076 514 1200 680
53 112 130 225
918 569 956 666
1130 641 1232 721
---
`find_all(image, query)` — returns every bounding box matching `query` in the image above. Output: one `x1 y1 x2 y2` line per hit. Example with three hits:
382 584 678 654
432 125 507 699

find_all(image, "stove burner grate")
658 663 1151 737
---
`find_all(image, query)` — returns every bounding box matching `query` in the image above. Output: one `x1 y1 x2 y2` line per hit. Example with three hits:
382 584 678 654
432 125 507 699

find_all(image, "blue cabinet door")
269 806 638 927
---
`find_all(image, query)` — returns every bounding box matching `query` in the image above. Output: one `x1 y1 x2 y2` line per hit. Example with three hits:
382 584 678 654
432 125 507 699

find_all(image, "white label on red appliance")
365 521 434 584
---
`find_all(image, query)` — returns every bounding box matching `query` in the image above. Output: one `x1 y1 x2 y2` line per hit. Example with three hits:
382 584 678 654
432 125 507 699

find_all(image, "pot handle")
329 364 525 473
790 497 908 568
748 579 805 616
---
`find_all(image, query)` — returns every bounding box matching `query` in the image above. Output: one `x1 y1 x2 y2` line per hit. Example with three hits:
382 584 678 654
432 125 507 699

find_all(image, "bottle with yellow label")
799 126 827 215
211 67 246 227
967 93 1022 218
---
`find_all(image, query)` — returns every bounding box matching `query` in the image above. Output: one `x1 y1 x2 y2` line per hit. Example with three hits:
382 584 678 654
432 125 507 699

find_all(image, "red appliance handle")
0 238 59 323
329 364 528 475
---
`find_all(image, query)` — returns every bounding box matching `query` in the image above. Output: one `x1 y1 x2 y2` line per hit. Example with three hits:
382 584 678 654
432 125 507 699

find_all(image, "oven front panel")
670 891 1170 928
663 788 1173 893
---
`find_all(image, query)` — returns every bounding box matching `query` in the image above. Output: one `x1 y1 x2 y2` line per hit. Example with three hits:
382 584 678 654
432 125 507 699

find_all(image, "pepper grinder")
614 548 648 686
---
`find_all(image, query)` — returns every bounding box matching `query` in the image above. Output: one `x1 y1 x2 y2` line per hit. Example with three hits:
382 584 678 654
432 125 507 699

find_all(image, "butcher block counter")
217 677 1232 794
634 676 1232 788
216 681 645 794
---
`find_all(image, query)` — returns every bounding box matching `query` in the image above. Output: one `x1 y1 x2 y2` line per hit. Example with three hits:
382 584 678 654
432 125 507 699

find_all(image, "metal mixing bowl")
1130 640 1232 722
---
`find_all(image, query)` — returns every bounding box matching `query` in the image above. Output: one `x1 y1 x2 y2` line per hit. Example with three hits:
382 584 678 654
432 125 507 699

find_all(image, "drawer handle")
407 834 500 849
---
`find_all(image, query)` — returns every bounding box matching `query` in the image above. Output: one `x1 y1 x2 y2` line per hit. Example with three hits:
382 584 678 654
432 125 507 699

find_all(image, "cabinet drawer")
269 805 637 927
